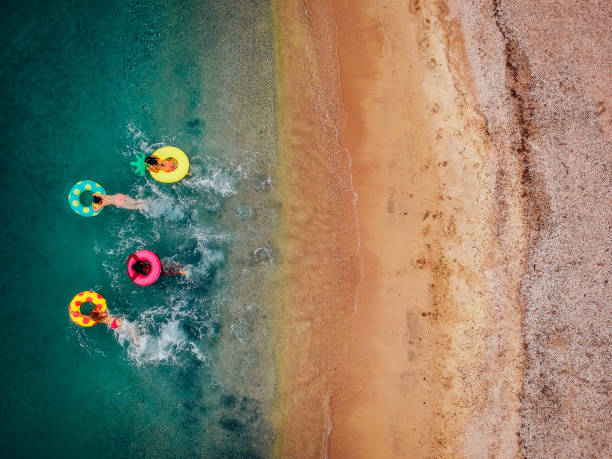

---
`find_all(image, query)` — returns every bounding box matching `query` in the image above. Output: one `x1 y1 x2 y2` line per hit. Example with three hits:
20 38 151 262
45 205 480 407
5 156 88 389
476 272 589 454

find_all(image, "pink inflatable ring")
127 250 162 286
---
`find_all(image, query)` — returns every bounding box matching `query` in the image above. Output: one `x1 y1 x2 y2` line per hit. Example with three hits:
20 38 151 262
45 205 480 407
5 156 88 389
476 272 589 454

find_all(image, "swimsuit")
110 319 119 329
162 160 177 172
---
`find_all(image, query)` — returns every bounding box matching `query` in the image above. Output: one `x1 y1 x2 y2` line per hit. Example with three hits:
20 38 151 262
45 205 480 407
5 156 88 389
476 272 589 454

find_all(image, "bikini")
110 319 119 329
147 155 176 173
161 160 176 172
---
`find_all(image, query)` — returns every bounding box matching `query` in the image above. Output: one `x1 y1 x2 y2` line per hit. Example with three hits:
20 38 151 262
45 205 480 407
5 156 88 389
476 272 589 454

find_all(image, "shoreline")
272 0 609 456
273 0 524 456
272 1 361 456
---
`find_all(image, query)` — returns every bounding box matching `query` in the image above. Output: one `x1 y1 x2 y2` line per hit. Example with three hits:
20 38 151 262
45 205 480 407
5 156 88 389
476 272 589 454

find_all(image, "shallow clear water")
0 0 278 457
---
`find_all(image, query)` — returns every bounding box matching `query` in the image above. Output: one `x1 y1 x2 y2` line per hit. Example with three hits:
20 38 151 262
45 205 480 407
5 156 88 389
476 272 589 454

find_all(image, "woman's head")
89 307 108 322
93 195 103 204
145 156 159 166
132 260 152 275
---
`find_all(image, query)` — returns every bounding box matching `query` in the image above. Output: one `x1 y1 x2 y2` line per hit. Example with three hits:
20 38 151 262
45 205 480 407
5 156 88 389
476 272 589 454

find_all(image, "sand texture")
330 1 525 456
448 0 611 456
273 0 611 457
272 1 361 457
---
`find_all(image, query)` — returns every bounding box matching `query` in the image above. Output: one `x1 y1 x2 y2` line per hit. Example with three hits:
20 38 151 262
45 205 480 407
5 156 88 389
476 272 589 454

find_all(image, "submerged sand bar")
273 0 611 457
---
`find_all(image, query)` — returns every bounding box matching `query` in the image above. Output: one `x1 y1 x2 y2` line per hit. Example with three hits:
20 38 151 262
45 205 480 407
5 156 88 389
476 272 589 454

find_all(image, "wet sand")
272 1 360 456
273 0 610 457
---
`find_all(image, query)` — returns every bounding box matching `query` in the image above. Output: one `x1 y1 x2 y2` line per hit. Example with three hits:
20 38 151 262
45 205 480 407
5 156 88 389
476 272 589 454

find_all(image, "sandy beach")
273 0 610 457
0 0 606 456
329 1 525 456
272 1 360 456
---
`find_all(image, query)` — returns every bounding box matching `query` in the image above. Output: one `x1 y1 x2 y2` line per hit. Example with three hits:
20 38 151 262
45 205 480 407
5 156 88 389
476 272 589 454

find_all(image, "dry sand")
329 1 524 456
449 0 612 456
273 0 610 457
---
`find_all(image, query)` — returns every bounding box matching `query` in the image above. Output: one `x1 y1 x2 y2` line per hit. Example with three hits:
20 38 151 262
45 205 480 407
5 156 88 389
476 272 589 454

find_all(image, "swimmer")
161 263 187 276
93 193 146 210
145 156 177 173
87 307 139 344
128 259 186 276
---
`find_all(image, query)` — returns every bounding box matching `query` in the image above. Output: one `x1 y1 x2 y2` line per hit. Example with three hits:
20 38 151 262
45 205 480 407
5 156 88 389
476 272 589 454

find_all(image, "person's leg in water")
116 196 147 210
162 264 186 275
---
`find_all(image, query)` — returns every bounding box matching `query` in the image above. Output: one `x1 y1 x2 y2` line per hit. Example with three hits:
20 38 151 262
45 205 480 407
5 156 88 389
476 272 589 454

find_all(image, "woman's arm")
93 193 110 208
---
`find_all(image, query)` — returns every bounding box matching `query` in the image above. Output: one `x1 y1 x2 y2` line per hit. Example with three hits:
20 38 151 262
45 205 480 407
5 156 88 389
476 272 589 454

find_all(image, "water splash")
118 319 206 366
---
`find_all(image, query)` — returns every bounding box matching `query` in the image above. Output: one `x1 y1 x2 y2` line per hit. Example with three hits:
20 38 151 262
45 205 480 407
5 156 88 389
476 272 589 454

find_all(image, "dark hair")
132 260 152 275
145 156 159 166
93 195 103 204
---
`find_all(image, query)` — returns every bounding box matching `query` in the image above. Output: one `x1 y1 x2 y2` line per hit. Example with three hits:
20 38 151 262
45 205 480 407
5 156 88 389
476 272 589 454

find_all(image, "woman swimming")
93 193 146 210
129 259 186 276
145 155 177 173
87 307 139 344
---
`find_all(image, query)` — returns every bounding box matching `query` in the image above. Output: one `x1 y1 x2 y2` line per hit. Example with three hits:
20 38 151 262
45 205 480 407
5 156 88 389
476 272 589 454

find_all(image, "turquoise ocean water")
0 1 279 457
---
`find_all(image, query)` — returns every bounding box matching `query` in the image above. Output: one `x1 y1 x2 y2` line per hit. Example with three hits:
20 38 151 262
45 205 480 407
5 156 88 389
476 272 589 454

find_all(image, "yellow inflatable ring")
149 146 189 183
68 291 108 327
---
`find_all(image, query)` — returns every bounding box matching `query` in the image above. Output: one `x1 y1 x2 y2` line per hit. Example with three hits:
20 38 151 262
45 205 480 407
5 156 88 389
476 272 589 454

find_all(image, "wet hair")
90 308 108 323
132 260 152 275
93 195 103 204
145 156 159 166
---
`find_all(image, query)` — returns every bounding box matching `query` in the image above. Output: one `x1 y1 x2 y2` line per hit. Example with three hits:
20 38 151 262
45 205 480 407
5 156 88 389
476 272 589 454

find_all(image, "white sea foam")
134 182 187 222
183 162 237 197
91 122 266 372
116 316 207 366
124 121 168 157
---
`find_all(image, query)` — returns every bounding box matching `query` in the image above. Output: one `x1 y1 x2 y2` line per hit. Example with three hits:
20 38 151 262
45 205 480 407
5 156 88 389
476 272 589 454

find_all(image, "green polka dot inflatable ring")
68 180 105 217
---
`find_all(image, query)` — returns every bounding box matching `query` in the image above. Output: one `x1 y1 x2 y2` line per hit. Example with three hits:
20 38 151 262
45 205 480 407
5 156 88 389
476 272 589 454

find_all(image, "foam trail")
124 122 170 157
135 182 187 222
115 319 206 366
182 161 238 196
